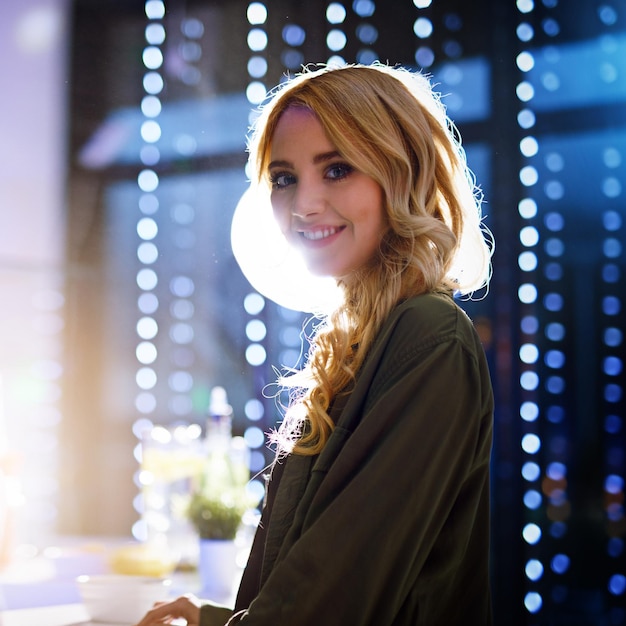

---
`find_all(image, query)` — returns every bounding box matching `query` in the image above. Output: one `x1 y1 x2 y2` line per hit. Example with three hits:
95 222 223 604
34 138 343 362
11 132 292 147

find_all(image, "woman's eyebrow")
268 151 342 170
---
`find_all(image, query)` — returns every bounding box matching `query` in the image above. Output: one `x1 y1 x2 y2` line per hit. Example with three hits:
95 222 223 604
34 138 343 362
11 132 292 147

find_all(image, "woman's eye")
269 172 296 189
326 163 353 180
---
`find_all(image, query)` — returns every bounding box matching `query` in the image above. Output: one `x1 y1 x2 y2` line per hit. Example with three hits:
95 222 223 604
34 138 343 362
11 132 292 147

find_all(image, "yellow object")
109 543 176 577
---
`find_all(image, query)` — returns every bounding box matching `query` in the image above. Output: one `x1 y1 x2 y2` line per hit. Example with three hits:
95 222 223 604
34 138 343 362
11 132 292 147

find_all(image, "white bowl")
76 574 171 623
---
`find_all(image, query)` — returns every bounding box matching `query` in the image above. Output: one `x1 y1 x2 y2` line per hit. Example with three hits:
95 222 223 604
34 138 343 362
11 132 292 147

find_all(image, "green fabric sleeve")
199 602 234 626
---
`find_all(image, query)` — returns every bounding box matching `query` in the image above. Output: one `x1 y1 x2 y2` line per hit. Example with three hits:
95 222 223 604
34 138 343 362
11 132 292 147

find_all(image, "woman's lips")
299 225 345 244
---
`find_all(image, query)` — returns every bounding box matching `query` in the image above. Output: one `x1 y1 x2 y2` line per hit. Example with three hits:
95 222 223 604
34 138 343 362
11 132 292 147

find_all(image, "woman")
136 62 494 626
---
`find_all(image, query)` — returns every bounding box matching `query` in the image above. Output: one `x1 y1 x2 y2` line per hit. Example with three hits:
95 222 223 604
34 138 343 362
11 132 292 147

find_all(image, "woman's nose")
291 182 325 218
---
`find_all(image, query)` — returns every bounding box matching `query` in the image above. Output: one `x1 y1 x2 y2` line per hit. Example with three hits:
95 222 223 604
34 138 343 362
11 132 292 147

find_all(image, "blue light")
524 489 542 509
604 356 623 376
545 350 565 368
524 591 543 613
544 293 564 312
545 322 565 341
609 574 626 596
525 559 544 581
602 264 621 283
546 405 565 423
551 553 570 574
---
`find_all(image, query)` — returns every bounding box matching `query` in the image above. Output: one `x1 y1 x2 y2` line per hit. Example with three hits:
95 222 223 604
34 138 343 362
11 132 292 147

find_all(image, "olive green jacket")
201 292 494 625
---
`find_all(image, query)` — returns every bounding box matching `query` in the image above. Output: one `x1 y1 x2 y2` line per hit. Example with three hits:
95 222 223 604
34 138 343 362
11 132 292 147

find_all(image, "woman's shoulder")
378 291 482 358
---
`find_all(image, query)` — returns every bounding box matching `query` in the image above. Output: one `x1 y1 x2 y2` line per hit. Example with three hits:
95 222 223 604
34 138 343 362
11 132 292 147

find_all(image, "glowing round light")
169 371 193 393
516 81 535 102
137 217 158 240
327 29 347 51
141 120 162 143
543 18 560 37
414 0 432 7
602 177 622 198
518 251 538 271
140 145 160 166
605 474 625 494
246 81 267 104
327 3 347 23
522 433 541 454
604 327 622 347
609 574 626 596
517 23 534 41
182 18 204 38
356 23 378 44
516 51 535 72
135 392 157 414
551 554 570 574
246 344 267 366
522 461 541 481
247 2 267 25
524 489 542 509
520 371 539 391
244 293 265 315
520 401 539 421
170 322 194 345
138 169 159 192
282 24 305 46
603 147 622 168
521 312 540 335
137 268 158 291
518 108 536 129
353 0 375 17
603 210 622 231
138 292 159 314
139 194 159 214
525 559 544 581
518 283 538 304
518 197 538 218
520 226 539 247
522 523 542 545
544 292 564 312
143 72 164 95
519 136 538 157
246 319 267 342
170 276 195 298
413 17 433 38
136 342 157 364
520 343 539 364
247 28 268 51
544 349 565 368
136 367 157 390
137 317 158 340
415 46 435 67
245 398 264 421
142 46 163 70
170 299 194 320
603 296 621 316
145 23 165 45
519 165 538 186
524 592 542 613
248 56 268 78
545 152 564 172
244 426 265 449
145 0 165 20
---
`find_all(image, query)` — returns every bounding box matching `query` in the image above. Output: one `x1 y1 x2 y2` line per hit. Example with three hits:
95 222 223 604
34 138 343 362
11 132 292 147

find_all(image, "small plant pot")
198 538 239 602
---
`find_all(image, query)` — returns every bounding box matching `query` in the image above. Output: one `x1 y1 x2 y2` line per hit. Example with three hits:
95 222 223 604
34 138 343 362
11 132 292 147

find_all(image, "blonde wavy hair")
247 63 493 456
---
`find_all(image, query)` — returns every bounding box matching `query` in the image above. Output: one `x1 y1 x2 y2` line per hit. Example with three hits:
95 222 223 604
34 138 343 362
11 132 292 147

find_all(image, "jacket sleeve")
228 310 493 625
199 602 234 626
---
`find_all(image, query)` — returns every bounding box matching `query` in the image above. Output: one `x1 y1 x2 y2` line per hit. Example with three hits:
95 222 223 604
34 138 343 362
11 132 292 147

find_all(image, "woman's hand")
134 593 202 625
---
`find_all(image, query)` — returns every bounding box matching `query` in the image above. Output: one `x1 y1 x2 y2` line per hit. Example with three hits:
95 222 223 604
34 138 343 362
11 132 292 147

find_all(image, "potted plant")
186 490 249 600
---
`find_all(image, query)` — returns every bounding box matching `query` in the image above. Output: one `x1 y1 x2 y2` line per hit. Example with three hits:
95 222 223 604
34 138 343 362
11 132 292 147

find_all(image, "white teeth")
302 227 337 241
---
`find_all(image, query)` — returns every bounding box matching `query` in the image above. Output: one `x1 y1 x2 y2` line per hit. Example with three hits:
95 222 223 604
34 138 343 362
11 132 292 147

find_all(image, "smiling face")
267 106 387 281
